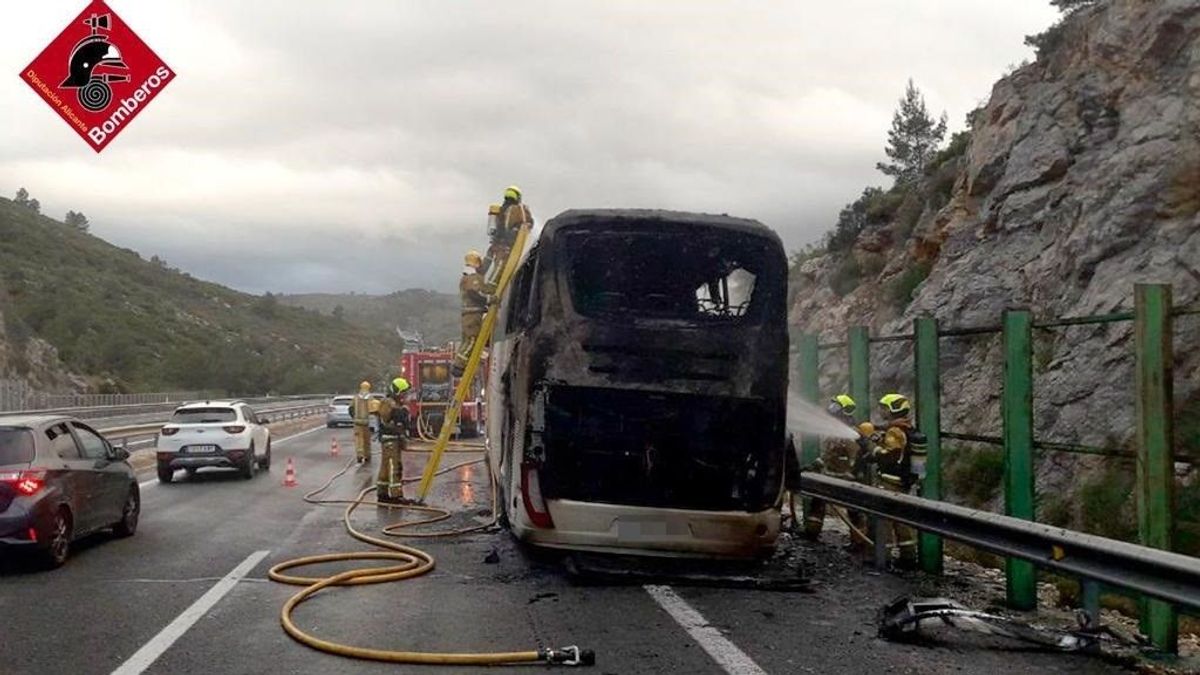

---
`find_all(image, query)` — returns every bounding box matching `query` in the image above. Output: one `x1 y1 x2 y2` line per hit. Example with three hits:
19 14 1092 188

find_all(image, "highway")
0 422 1129 674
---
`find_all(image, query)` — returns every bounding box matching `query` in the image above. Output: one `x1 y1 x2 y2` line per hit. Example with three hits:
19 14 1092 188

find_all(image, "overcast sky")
1 1 1059 295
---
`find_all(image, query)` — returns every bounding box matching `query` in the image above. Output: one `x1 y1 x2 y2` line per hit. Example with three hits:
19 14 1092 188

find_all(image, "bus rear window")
0 428 35 465
564 230 769 322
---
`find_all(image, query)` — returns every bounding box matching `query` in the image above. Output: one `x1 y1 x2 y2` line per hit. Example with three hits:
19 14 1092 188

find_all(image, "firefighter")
483 185 533 290
802 395 861 540
868 393 928 568
453 250 488 377
375 377 412 504
351 380 373 465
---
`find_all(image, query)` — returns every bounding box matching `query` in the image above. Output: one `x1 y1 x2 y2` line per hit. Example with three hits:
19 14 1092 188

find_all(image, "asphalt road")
0 425 1132 674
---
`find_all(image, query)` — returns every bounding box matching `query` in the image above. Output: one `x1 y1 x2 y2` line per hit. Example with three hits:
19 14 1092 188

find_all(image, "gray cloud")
0 1 1058 294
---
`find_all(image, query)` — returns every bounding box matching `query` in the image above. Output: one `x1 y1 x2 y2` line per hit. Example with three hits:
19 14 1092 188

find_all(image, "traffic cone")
282 457 298 487
330 438 340 456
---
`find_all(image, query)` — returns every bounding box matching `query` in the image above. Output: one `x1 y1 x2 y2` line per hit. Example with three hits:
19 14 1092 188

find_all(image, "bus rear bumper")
513 499 779 559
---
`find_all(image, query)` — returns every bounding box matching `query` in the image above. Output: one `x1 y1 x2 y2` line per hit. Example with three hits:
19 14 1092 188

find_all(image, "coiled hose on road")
267 444 593 667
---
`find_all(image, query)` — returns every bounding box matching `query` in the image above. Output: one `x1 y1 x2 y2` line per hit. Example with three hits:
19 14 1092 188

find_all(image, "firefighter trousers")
377 434 405 501
877 479 917 563
353 423 371 462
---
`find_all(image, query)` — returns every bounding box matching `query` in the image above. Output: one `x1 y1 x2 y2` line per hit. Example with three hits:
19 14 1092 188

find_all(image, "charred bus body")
487 209 788 558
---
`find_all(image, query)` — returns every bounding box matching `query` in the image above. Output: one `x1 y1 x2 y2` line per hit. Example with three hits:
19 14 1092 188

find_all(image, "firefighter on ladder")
482 185 533 292
453 250 488 378
375 377 412 503
867 393 927 568
351 380 373 464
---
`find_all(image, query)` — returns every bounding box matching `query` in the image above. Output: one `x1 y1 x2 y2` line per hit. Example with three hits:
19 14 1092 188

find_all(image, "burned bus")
486 209 789 558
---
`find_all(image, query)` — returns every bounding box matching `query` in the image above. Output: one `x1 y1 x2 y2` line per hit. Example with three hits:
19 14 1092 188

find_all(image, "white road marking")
137 423 329 489
644 585 767 675
110 550 270 675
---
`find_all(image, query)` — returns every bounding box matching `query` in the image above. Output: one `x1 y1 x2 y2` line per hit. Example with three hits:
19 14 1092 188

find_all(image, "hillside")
789 1 1199 545
279 289 459 348
0 197 405 395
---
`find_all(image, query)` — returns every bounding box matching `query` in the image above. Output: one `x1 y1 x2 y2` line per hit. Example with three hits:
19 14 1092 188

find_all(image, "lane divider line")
137 423 330 489
110 550 271 675
644 584 767 675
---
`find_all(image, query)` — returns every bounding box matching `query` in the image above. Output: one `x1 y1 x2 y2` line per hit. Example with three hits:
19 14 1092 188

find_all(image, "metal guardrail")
98 402 329 448
8 394 327 422
800 473 1200 612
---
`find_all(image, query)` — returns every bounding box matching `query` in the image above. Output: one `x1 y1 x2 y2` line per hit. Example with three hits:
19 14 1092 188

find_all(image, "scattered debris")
878 596 1145 654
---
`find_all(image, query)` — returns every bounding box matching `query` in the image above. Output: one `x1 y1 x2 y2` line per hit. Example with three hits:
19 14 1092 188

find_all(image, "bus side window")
505 263 531 335
506 252 540 334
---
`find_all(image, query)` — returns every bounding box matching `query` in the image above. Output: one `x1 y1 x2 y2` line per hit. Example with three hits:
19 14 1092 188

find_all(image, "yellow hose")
268 452 590 666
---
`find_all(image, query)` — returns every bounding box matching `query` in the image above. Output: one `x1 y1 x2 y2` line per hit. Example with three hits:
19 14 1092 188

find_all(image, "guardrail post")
914 316 943 575
798 333 821 467
1135 283 1178 652
848 326 886 567
1003 309 1037 610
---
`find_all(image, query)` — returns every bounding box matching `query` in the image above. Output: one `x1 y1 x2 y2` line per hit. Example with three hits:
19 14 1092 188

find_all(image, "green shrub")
1078 466 1137 542
889 261 932 309
945 447 1004 508
829 256 863 297
865 189 906 222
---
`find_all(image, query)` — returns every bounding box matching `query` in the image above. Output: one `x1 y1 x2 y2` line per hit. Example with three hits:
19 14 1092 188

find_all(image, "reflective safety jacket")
494 200 532 247
376 397 411 438
874 418 927 490
460 268 488 313
352 393 372 425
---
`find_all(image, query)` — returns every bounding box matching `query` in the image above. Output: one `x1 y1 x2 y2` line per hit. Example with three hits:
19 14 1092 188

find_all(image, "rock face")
0 307 80 398
791 0 1200 505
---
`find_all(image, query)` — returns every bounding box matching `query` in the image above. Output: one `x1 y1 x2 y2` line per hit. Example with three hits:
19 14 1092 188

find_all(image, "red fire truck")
398 349 486 438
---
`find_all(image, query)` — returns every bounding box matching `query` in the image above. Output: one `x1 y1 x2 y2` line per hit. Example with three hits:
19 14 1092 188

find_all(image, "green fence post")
914 316 943 575
1003 309 1037 610
798 333 821 466
849 326 886 566
848 327 870 424
1135 284 1178 653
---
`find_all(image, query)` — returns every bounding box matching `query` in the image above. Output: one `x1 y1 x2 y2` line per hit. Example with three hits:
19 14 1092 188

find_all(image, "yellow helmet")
503 185 521 202
359 380 371 392
389 377 410 396
464 250 483 268
879 393 911 417
827 394 856 417
487 203 501 215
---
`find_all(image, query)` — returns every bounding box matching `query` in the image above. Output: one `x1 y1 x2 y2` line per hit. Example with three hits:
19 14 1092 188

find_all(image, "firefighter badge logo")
20 0 174 152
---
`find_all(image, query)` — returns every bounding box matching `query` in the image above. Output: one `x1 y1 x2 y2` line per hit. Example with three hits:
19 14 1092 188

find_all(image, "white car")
155 401 272 483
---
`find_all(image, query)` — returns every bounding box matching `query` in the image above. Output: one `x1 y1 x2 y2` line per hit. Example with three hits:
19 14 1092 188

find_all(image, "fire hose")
268 448 595 667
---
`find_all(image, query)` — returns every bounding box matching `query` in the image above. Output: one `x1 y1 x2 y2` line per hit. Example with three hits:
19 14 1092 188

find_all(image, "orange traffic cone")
283 457 298 487
330 438 340 456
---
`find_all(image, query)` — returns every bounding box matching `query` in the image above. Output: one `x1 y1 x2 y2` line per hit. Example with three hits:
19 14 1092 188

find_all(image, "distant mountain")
279 289 460 349
0 196 405 394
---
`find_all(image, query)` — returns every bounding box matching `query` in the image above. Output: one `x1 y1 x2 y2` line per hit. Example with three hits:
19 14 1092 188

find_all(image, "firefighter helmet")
389 377 410 396
879 393 911 417
464 250 483 268
827 394 856 417
359 380 371 392
503 185 521 202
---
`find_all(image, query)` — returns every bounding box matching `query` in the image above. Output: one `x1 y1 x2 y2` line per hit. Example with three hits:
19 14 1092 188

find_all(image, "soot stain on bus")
493 209 790 555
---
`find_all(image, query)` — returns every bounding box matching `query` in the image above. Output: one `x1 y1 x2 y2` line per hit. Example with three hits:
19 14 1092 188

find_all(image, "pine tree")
14 188 29 205
876 79 948 187
65 210 89 232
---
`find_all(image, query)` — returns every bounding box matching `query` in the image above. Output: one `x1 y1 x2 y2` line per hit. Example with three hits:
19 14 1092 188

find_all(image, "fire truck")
398 349 486 438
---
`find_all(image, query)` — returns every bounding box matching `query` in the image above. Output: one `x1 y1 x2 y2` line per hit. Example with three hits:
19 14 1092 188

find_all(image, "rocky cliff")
790 0 1200 519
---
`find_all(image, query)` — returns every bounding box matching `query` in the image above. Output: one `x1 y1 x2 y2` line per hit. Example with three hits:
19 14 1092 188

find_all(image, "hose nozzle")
540 645 595 666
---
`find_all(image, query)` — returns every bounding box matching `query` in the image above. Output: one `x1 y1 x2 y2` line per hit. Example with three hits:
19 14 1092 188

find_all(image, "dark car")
0 415 139 568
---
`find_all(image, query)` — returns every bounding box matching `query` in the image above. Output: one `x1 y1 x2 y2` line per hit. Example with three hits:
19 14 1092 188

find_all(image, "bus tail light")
520 462 554 529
